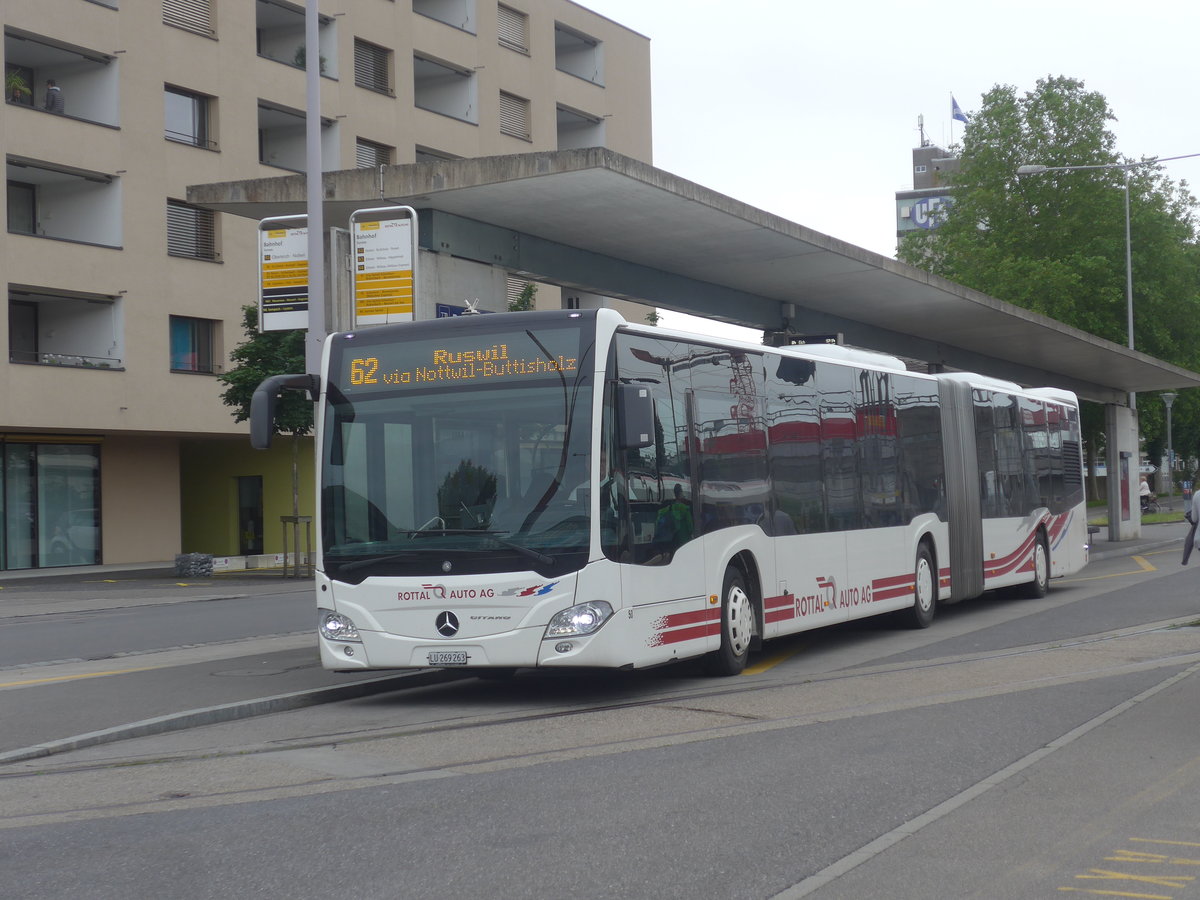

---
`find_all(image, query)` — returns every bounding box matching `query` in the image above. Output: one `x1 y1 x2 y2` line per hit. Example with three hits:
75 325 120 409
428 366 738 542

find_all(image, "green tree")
508 281 537 311
899 76 1200 486
218 305 313 519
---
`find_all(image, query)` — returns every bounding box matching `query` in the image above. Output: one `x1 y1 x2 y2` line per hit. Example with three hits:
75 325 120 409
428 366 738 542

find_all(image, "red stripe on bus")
652 608 720 629
653 622 721 646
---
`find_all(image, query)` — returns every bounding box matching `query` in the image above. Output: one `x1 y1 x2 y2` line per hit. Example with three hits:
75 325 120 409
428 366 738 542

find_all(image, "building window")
1 440 101 570
497 5 528 53
415 145 460 163
914 165 927 173
169 315 217 373
163 0 214 36
167 199 218 260
7 180 36 234
354 38 392 94
165 86 214 148
356 138 393 169
554 23 603 85
499 91 531 141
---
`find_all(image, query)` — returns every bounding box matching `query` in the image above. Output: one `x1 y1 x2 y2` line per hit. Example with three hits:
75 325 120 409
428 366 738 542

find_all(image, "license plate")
428 650 469 666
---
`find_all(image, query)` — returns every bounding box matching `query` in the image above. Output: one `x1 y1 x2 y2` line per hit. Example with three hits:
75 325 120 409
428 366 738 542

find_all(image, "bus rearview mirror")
250 373 319 449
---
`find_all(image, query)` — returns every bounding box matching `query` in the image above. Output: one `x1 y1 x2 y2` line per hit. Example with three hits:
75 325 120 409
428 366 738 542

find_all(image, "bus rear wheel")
1019 533 1050 599
705 567 756 676
904 544 937 629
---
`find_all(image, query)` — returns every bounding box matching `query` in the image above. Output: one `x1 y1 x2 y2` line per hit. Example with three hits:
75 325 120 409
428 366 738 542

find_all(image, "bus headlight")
319 609 361 642
545 600 613 638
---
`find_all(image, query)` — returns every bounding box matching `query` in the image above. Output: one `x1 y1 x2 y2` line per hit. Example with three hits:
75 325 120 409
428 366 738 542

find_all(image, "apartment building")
1 0 651 570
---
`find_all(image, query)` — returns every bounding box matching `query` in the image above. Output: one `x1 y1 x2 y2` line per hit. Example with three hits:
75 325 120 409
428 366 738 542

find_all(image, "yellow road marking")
0 665 164 689
1108 850 1200 866
1058 889 1172 898
1074 868 1193 888
1064 556 1159 583
1131 839 1200 849
743 647 803 675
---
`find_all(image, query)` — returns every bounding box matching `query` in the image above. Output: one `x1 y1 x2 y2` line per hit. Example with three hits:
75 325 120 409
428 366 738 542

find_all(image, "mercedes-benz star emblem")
435 611 460 637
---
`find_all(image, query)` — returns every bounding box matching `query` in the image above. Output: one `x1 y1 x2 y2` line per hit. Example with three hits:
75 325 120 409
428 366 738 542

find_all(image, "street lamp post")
1016 152 1200 410
1163 391 1177 510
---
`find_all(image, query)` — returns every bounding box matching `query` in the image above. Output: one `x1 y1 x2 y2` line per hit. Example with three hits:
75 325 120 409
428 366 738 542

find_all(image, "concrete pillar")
1105 403 1140 541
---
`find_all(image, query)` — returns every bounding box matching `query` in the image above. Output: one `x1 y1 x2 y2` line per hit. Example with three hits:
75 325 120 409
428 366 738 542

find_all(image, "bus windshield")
321 314 595 583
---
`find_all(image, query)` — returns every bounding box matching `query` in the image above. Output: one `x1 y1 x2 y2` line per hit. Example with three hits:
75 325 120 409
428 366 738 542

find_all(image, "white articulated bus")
251 308 1088 676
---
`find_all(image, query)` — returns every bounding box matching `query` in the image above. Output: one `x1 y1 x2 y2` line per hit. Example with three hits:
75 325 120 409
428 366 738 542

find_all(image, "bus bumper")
318 608 649 671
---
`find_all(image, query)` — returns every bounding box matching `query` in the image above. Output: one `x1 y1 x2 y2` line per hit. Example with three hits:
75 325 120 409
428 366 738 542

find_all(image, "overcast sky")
580 0 1200 336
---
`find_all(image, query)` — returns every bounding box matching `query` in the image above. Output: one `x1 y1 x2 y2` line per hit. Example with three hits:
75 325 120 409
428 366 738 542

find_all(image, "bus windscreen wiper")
404 529 556 567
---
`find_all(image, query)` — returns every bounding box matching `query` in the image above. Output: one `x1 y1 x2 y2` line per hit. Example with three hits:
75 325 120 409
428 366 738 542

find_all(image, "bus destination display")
344 340 580 390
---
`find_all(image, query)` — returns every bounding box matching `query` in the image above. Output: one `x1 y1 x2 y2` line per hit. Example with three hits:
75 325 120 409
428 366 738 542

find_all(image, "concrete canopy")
188 147 1200 405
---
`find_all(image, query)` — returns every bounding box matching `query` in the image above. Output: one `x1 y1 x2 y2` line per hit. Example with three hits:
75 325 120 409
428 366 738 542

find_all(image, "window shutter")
354 39 391 93
163 0 213 35
499 92 530 141
498 5 528 52
167 200 217 260
356 139 391 169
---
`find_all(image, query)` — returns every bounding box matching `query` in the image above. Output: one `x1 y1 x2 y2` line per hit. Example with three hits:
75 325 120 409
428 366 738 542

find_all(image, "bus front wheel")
705 567 756 676
1019 533 1050 599
905 544 937 629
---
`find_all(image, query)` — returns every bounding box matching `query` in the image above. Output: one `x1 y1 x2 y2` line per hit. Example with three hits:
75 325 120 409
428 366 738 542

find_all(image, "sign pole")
304 0 324 375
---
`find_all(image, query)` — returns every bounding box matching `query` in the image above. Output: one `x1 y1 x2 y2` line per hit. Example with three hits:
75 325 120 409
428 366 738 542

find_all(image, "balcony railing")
10 350 123 369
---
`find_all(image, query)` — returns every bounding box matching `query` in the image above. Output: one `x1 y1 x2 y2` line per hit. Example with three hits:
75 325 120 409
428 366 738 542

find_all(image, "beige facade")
1 0 650 569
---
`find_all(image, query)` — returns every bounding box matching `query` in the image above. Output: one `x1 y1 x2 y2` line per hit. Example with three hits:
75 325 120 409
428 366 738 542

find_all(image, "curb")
0 668 466 766
1089 536 1183 563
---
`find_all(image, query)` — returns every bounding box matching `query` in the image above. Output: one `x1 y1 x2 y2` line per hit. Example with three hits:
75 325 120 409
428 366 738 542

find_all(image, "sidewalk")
0 561 309 618
1087 518 1187 562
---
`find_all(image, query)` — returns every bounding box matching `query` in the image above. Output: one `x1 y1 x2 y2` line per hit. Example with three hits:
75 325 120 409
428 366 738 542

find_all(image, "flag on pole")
951 96 969 124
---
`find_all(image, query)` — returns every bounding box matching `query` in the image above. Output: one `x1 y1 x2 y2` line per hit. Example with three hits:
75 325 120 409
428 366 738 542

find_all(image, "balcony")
255 0 337 77
7 156 122 248
413 55 477 124
4 29 119 128
554 23 603 85
8 287 125 370
557 104 605 150
257 101 338 171
414 0 477 34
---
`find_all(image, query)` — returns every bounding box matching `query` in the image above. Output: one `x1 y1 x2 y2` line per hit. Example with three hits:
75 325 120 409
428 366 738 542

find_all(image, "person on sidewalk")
1182 498 1199 565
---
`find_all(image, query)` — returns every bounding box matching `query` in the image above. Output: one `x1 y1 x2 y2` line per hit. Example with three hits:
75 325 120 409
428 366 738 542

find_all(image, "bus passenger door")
609 384 709 665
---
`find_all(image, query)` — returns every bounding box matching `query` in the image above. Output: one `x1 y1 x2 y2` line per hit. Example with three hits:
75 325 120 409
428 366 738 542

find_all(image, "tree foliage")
508 282 537 312
218 305 313 437
898 75 1200 473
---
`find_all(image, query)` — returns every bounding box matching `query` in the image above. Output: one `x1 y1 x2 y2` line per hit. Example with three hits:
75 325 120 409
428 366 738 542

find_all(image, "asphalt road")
0 589 312 668
4 537 1200 899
